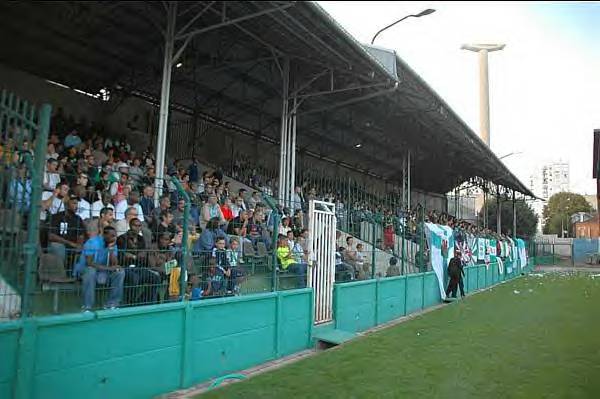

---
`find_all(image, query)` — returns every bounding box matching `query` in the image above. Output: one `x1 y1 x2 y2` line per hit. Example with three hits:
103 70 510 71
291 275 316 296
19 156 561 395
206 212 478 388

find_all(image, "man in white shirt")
73 185 92 220
113 187 130 221
40 182 69 221
42 158 60 191
91 191 114 218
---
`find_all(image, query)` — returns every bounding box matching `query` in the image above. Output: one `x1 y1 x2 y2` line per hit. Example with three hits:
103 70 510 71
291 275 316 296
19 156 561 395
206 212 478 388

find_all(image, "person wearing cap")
47 193 85 265
64 129 82 149
446 249 463 299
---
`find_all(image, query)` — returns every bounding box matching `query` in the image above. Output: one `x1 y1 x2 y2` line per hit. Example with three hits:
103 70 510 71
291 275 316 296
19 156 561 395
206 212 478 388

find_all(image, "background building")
529 161 570 232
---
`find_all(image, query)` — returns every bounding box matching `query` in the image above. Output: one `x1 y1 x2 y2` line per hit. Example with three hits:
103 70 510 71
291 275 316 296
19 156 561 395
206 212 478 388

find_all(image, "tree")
542 192 592 237
478 198 538 238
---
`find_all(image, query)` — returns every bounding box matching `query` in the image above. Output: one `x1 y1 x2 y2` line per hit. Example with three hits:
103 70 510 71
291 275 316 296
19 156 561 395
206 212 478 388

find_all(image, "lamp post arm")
371 15 414 44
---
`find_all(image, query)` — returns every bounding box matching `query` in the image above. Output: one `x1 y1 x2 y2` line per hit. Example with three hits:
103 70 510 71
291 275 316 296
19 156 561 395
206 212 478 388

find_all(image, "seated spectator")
212 237 235 293
201 194 226 229
128 190 145 223
155 210 177 242
64 129 82 149
98 206 115 233
356 243 370 278
386 257 401 277
116 218 161 304
110 170 128 198
47 194 84 266
247 191 260 210
172 198 194 230
91 191 114 218
202 258 225 298
279 217 292 236
73 185 91 220
220 197 234 222
276 234 307 287
42 181 69 218
8 164 32 214
76 225 125 311
335 248 354 282
115 206 138 237
43 158 60 191
194 217 229 255
151 196 170 230
140 185 155 224
113 185 131 220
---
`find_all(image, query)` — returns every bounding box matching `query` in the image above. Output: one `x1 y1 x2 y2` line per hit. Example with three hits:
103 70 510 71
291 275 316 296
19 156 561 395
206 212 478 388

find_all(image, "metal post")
496 186 501 235
155 2 177 204
22 104 52 317
483 186 488 229
371 222 376 279
278 58 290 205
407 150 411 211
289 96 297 207
512 190 516 238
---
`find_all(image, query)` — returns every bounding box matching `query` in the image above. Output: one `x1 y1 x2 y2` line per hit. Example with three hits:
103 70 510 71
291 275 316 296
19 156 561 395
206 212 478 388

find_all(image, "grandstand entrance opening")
308 200 337 324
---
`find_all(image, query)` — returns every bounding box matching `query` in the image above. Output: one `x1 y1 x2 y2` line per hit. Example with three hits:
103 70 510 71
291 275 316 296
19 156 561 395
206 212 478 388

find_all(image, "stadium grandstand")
0 2 535 398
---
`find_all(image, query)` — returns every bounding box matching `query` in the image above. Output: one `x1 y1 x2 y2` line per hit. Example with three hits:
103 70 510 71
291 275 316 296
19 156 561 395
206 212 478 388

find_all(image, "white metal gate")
308 200 337 324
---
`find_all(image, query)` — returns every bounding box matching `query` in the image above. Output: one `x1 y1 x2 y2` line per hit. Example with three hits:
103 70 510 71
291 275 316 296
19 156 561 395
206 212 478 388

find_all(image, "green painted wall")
423 272 442 308
0 322 20 399
333 280 377 333
376 276 407 324
405 274 424 314
5 289 313 399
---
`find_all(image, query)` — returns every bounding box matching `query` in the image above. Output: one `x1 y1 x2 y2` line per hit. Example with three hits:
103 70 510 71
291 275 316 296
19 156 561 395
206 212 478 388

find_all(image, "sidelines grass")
201 273 600 399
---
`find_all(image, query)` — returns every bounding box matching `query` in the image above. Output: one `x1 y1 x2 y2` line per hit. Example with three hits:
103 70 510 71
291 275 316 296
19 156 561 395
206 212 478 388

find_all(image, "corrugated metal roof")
0 0 534 197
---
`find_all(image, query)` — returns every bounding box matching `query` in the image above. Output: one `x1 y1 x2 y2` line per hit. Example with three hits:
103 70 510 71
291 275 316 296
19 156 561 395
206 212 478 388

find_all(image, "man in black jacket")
446 249 463 298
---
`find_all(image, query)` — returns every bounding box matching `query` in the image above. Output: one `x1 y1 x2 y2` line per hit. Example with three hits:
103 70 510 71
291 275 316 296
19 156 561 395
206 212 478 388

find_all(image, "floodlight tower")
461 44 505 147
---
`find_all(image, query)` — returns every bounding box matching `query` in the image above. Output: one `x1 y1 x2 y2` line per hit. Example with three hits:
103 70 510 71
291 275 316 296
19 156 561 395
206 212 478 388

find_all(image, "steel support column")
155 2 177 204
289 96 297 206
512 190 517 238
407 150 411 210
496 185 501 234
278 58 290 205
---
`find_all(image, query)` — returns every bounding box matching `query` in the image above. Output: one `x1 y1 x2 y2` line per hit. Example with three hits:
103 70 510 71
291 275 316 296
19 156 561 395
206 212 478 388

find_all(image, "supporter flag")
424 223 454 301
477 239 486 261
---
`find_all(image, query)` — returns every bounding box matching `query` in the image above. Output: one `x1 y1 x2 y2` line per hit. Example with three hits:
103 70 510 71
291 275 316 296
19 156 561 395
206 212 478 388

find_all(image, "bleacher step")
312 329 357 346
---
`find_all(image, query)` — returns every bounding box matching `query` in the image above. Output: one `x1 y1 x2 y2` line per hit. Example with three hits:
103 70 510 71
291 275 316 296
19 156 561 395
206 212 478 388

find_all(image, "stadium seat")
38 252 77 313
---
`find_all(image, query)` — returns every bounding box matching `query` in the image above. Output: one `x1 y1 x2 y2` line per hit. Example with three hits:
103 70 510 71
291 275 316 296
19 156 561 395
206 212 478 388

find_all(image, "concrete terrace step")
312 328 357 345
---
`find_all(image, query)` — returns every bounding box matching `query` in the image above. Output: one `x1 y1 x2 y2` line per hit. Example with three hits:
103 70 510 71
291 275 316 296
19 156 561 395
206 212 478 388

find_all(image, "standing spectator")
445 249 463 298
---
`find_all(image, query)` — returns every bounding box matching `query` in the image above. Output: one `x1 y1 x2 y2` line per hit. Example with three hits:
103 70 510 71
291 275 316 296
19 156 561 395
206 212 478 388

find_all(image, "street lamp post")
461 44 505 147
371 9 436 44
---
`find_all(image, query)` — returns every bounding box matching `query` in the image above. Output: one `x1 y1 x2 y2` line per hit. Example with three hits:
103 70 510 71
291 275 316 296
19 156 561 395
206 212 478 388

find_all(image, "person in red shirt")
220 197 234 222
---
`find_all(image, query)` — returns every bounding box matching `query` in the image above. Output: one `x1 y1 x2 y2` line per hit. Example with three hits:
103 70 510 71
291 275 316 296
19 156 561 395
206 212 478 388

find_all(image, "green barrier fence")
2 288 313 399
334 257 535 334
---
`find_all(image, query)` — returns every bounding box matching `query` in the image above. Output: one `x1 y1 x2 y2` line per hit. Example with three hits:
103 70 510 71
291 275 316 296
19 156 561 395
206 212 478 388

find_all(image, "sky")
318 1 600 195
